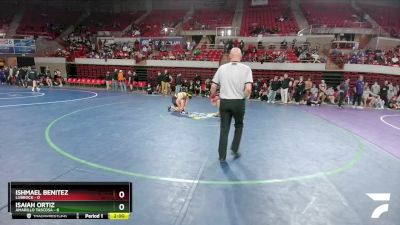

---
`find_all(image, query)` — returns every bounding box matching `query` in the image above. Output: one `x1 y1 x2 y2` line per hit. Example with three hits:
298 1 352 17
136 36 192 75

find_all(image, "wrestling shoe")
168 106 171 112
180 111 188 115
231 151 241 159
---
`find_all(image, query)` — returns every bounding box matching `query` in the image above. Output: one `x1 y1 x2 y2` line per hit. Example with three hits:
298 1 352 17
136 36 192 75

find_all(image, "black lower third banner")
12 213 109 219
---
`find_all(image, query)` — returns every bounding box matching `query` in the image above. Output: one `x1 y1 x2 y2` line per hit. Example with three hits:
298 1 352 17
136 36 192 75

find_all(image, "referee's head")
229 47 242 62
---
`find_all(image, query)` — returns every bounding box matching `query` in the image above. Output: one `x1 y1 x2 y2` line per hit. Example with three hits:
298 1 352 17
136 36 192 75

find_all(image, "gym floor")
0 86 399 225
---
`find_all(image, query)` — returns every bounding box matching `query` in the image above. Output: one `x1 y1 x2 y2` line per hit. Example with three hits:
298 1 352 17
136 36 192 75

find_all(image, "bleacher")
81 11 145 33
358 4 400 37
0 3 17 30
17 8 81 38
138 10 188 37
183 9 234 30
300 0 370 28
240 0 299 36
152 46 224 62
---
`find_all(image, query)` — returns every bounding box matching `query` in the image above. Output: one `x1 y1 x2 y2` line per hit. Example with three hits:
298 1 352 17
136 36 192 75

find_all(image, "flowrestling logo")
366 193 391 219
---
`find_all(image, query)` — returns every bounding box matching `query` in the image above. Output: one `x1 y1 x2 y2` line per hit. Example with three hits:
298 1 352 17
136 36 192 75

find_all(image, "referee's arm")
211 82 218 97
211 69 220 97
244 83 252 99
244 67 253 99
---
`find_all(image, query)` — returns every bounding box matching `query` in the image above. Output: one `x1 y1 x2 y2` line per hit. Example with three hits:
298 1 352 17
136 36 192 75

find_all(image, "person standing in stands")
127 70 135 91
21 67 27 87
175 73 182 93
162 69 169 95
112 69 118 91
338 78 350 109
211 47 253 163
166 73 173 95
118 70 126 92
194 77 201 96
352 75 364 108
156 72 162 94
388 82 395 100
304 77 313 100
371 81 380 96
105 71 112 91
0 69 5 85
280 73 290 103
294 76 305 103
268 76 279 103
380 80 389 107
318 80 327 103
56 69 63 87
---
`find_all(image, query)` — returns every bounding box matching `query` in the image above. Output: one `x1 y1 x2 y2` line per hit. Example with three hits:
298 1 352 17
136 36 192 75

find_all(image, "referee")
211 48 253 162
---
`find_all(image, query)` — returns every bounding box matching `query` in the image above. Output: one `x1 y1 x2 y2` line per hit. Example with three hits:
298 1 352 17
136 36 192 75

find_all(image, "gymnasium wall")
33 57 400 84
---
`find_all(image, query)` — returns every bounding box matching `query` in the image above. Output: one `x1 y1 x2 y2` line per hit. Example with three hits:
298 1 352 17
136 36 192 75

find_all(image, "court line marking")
0 90 97 108
380 115 400 130
45 103 365 185
0 92 45 99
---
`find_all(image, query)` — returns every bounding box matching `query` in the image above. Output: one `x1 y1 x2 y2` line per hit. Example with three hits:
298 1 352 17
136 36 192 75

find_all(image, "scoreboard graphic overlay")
8 182 132 220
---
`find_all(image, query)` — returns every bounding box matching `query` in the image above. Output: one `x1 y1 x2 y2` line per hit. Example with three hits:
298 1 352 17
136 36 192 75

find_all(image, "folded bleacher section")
17 8 81 38
183 9 234 30
240 0 299 36
357 4 400 37
300 0 370 28
137 10 188 37
81 11 145 33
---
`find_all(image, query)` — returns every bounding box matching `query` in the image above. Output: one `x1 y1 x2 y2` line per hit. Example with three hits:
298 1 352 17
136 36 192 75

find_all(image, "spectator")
112 69 118 91
260 83 268 101
147 83 153 95
326 87 335 104
188 80 195 95
310 83 319 96
338 78 350 109
372 96 385 109
268 76 280 103
280 73 290 103
105 71 112 91
352 75 364 108
371 81 380 95
380 81 389 107
362 86 378 107
161 69 169 95
294 76 305 103
394 84 399 96
166 73 173 95
388 82 395 100
194 77 201 96
306 92 321 106
45 72 53 87
127 71 135 91
118 70 126 92
318 80 327 103
175 73 182 93
204 79 211 97
156 72 162 94
304 77 313 99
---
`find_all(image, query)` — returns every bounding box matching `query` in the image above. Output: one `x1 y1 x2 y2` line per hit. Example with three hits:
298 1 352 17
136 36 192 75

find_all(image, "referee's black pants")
219 99 245 160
